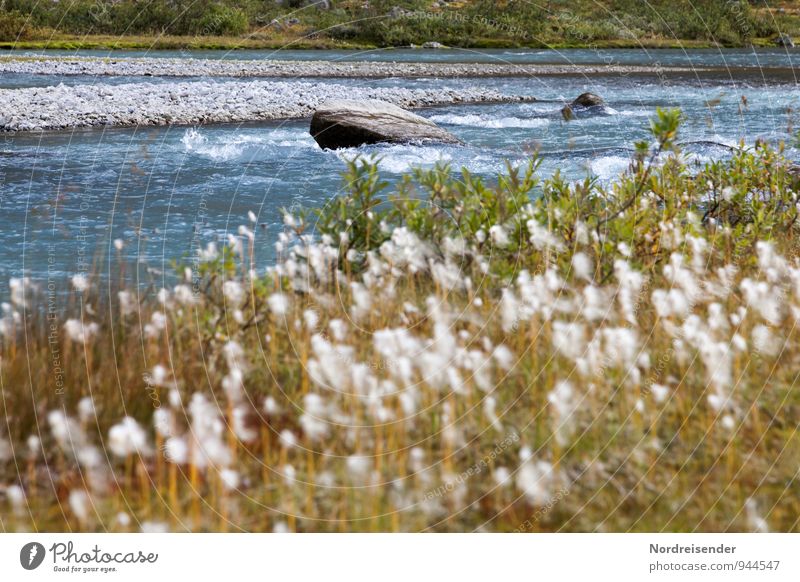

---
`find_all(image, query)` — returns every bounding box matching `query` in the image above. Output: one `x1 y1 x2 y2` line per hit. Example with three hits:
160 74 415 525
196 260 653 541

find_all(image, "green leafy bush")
0 9 33 41
195 4 248 36
310 108 800 285
0 0 786 45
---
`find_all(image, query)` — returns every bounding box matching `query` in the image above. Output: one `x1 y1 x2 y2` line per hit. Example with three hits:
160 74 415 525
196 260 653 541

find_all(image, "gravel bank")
0 79 532 132
0 56 702 78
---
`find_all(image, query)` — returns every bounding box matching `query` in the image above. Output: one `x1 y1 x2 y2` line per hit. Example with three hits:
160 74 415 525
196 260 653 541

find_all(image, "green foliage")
0 9 33 41
196 4 248 36
310 156 391 261
0 0 786 46
310 109 800 285
4 0 250 36
608 0 764 44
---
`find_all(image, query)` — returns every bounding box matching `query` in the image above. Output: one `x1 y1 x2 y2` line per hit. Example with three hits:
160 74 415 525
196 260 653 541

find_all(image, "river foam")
428 113 550 128
181 127 316 162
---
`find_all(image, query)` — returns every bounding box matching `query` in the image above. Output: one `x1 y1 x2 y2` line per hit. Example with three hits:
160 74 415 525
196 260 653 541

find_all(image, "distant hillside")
1 0 798 49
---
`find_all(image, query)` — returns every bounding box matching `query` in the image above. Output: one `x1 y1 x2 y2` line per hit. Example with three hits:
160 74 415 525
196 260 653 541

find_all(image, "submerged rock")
570 92 605 108
309 99 461 150
561 92 606 120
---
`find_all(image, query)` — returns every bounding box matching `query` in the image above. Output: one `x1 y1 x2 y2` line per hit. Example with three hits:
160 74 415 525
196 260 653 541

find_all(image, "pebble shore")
0 79 532 132
0 56 701 78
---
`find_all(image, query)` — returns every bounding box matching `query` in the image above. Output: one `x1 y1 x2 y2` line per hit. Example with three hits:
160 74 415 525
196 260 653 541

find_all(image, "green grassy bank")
1 0 798 51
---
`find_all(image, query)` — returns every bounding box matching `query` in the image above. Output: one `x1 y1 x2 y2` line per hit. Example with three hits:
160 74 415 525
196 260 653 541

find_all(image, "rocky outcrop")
310 99 461 150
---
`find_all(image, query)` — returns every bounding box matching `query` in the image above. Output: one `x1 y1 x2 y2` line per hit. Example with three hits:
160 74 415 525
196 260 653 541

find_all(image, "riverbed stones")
0 56 700 79
310 99 461 149
0 81 525 133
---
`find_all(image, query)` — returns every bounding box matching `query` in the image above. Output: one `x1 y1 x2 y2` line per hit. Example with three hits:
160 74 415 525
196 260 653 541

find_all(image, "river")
0 48 797 289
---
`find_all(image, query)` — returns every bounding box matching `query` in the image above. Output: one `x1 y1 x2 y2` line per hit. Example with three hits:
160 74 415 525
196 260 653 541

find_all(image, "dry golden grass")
2 117 800 532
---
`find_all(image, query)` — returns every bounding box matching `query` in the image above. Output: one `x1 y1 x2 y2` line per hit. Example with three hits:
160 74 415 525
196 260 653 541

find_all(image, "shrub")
195 4 249 36
0 9 33 41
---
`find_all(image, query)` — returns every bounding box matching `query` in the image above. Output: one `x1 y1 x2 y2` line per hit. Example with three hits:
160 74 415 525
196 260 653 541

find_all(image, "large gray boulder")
310 99 461 150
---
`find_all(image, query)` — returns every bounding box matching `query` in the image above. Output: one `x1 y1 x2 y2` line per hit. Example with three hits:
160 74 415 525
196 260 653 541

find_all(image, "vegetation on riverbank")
0 34 366 51
2 111 800 532
1 0 798 50
0 35 732 52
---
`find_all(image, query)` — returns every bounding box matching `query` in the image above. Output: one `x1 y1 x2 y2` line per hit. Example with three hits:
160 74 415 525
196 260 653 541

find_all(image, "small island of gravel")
0 56 704 79
0 77 533 132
